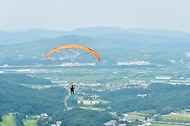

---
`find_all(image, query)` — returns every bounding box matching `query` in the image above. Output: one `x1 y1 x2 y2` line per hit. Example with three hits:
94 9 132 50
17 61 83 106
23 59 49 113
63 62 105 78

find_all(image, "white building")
155 76 172 80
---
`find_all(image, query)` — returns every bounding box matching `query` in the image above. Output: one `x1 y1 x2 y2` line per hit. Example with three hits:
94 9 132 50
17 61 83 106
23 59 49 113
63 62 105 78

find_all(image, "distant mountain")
0 27 130 45
65 26 129 36
0 26 190 66
66 26 190 38
1 26 190 45
125 28 190 38
0 29 65 45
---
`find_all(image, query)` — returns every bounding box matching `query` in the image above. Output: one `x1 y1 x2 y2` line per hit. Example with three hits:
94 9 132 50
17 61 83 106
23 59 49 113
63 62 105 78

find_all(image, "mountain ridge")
0 26 190 45
0 27 189 66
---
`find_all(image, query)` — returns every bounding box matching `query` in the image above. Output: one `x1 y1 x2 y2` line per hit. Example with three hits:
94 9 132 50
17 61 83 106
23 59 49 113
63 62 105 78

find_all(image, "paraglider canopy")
46 44 100 61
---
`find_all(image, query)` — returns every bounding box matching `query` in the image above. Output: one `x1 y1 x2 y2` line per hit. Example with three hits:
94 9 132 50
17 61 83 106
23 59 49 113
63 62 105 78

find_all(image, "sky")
0 0 190 32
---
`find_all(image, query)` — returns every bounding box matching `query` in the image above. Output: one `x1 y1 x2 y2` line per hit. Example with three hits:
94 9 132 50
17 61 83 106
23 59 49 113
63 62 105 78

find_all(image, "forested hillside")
50 108 114 126
0 74 67 120
0 74 52 85
99 83 190 115
1 75 190 125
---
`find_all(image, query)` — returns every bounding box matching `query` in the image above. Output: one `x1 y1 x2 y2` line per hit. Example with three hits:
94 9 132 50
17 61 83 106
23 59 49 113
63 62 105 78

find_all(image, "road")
64 94 72 110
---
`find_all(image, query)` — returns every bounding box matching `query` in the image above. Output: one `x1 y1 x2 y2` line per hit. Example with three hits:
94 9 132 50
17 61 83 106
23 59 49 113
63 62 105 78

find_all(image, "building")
118 124 126 126
155 76 172 80
17 69 31 73
104 120 116 126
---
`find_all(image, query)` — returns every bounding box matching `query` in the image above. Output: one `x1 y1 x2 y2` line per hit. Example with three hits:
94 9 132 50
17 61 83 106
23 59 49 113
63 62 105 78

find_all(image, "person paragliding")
46 44 100 95
70 85 75 95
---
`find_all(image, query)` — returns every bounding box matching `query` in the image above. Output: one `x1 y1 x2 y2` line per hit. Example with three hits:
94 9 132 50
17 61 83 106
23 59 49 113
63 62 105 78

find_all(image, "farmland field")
0 113 16 126
163 114 190 121
1 64 189 85
150 124 185 126
23 119 38 126
32 67 160 84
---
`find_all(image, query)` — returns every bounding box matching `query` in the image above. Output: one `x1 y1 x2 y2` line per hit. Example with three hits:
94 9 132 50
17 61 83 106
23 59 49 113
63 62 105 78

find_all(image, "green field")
0 113 38 126
164 114 190 120
23 119 38 126
35 67 156 84
80 106 105 111
162 114 190 123
15 65 190 86
33 66 190 85
150 124 185 126
0 113 16 126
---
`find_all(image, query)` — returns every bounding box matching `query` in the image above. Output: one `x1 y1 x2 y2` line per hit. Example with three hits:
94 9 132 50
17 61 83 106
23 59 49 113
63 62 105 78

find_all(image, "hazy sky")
0 0 190 32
